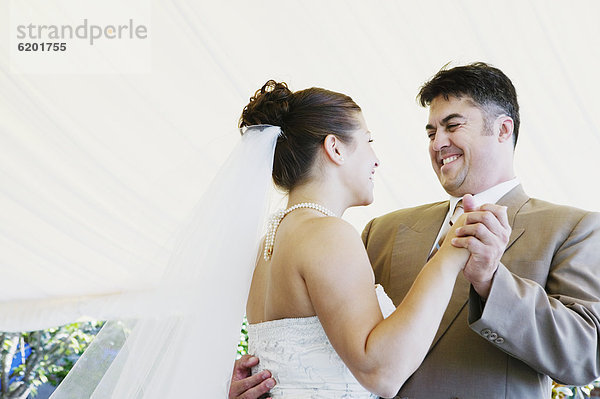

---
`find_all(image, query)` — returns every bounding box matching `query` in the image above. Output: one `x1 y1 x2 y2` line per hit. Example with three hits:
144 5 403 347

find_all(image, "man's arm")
228 355 275 399
468 211 600 385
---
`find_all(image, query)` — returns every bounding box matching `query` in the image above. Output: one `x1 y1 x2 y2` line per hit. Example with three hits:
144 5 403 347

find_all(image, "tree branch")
22 332 43 383
10 380 31 399
1 334 20 395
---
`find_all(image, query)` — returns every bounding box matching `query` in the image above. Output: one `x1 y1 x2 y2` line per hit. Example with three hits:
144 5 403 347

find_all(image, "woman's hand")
436 193 478 271
437 212 471 271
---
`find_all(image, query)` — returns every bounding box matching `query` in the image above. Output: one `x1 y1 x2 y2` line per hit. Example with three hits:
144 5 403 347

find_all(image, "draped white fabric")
1 0 600 393
48 125 280 398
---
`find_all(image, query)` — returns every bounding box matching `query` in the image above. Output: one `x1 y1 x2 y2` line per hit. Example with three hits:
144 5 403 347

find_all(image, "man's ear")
496 115 514 144
323 134 345 165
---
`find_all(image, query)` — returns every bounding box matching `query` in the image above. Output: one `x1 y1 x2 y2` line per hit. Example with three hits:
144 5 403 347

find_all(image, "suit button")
481 328 491 337
488 332 498 340
495 337 504 344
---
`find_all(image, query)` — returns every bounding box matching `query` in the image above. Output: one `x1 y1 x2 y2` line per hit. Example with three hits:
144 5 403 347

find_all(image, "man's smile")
442 154 461 165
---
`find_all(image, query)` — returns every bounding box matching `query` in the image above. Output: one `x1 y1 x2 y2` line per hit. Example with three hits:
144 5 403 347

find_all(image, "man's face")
426 95 508 196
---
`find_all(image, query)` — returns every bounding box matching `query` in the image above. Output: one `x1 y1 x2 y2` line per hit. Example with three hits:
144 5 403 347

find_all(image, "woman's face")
341 112 380 206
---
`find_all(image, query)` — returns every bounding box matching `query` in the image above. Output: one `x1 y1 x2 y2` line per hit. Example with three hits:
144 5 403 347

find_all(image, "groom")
229 63 600 398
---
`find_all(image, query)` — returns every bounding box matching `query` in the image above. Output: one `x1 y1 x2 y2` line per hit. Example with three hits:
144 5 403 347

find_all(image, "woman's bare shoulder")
293 217 371 276
305 216 359 238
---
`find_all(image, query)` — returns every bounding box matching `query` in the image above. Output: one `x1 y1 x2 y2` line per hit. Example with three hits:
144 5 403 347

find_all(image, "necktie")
429 200 463 260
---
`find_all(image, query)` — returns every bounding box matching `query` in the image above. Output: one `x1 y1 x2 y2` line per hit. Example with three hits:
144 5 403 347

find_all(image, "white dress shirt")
429 178 520 255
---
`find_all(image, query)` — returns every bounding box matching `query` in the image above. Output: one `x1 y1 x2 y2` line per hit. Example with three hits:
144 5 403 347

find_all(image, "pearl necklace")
263 202 337 261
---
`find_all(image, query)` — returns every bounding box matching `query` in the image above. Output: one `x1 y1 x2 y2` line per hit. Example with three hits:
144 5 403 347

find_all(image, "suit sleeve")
361 218 375 248
468 211 600 385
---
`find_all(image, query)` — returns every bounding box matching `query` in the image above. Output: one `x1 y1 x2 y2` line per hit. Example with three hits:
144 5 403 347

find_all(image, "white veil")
0 125 281 397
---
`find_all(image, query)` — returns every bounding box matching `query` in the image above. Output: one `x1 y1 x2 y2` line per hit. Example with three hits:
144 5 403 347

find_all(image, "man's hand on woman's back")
229 355 276 399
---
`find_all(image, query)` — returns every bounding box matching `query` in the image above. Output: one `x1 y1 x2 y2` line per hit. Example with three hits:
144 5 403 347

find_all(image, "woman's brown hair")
240 80 361 191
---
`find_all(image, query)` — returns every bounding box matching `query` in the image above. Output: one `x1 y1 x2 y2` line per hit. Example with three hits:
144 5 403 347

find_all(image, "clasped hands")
450 194 511 299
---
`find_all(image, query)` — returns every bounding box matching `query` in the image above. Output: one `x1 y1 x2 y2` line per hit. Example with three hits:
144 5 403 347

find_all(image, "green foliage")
237 317 249 359
552 379 599 399
0 321 104 399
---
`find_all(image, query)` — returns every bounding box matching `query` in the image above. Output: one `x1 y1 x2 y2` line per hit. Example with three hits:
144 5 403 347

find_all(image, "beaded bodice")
247 284 396 398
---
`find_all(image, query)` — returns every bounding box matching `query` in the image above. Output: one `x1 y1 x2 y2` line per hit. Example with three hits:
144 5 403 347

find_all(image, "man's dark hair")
417 62 520 147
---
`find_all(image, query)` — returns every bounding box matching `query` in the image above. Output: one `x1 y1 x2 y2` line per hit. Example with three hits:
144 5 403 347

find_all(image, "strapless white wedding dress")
248 284 396 398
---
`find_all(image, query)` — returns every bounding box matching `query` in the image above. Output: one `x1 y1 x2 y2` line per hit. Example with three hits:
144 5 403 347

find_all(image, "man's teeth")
442 155 460 165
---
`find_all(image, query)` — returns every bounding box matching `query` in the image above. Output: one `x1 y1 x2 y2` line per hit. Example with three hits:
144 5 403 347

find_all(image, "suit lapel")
498 184 529 250
388 202 448 305
389 200 471 351
429 272 471 350
427 185 530 350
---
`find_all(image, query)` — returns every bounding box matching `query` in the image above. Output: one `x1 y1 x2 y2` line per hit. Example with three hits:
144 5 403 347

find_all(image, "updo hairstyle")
239 80 361 192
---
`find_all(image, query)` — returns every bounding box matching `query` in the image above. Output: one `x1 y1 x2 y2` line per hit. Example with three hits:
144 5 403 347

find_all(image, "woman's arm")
300 216 469 398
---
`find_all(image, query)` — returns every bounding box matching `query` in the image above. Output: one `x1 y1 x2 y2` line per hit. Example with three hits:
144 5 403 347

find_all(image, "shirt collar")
448 177 520 213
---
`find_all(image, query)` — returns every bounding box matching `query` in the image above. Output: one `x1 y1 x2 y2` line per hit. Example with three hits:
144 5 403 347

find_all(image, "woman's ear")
323 134 345 165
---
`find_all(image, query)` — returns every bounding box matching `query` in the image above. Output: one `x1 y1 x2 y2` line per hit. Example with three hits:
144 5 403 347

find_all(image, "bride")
0 79 476 398
234 80 472 398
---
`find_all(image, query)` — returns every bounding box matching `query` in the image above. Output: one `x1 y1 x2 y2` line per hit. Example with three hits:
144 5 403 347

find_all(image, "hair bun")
239 80 293 128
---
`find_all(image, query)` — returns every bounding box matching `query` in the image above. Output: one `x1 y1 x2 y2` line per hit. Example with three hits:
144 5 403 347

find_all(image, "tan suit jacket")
362 185 600 398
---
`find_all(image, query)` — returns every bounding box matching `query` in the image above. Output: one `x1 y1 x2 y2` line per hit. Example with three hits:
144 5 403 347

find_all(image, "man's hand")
229 355 276 399
452 197 511 299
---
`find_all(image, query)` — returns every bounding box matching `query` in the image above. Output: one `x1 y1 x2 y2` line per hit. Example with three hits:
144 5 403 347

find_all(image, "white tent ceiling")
1 0 599 301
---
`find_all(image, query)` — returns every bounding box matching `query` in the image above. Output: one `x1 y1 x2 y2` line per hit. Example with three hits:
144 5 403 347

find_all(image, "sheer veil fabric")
1 125 281 397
